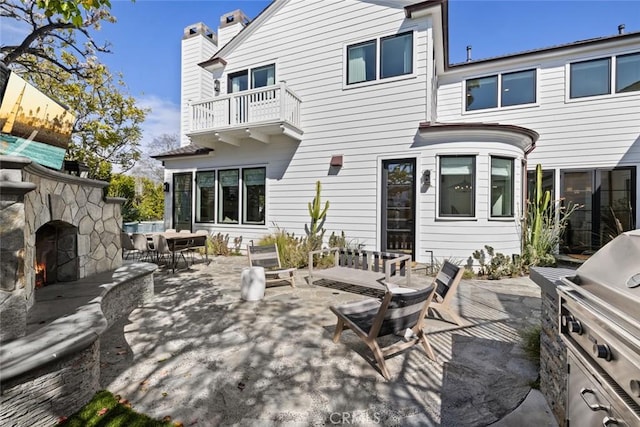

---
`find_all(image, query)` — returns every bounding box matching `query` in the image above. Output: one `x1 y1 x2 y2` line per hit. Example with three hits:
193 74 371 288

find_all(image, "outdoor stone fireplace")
0 155 124 342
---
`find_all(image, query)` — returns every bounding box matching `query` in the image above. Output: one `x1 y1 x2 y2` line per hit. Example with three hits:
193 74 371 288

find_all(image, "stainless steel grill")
558 229 640 427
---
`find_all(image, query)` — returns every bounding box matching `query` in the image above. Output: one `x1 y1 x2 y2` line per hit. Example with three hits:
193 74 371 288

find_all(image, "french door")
381 158 416 258
173 172 192 232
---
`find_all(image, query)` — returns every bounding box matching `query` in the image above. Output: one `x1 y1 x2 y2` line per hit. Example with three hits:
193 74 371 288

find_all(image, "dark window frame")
465 68 536 111
242 167 266 225
489 156 515 218
438 155 476 218
346 31 414 86
195 170 216 223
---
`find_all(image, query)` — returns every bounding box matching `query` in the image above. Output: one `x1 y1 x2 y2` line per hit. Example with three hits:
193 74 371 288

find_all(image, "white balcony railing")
190 83 302 133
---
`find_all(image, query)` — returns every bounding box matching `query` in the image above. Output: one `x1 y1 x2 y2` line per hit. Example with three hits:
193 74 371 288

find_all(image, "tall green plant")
531 164 551 249
305 181 329 250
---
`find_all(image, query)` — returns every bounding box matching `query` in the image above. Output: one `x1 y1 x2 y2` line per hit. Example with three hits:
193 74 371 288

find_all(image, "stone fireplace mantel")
0 155 125 342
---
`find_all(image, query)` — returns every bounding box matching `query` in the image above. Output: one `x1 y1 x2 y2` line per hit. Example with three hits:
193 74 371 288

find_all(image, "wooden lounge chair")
330 283 437 380
429 260 465 326
247 244 296 288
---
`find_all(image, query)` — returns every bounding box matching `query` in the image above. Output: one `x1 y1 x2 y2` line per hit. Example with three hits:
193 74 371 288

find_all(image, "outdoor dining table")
147 231 208 273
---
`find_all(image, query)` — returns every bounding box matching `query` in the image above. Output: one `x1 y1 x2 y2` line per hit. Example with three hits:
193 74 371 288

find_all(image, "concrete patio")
95 255 555 426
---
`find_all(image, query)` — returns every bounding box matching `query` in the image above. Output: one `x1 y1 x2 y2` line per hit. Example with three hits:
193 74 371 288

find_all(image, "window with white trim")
195 167 267 225
439 156 475 217
195 171 215 222
466 69 536 111
490 157 514 218
569 52 640 99
243 168 265 225
228 64 275 93
346 31 413 85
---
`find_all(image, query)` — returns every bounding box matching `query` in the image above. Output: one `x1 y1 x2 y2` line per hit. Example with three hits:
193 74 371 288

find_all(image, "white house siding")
415 141 525 264
180 27 218 147
436 39 640 231
171 0 455 262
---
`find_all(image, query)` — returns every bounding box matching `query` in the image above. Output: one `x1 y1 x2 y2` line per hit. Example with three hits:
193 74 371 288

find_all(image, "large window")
251 64 275 88
347 40 376 84
466 69 536 111
219 169 239 223
380 32 413 79
561 167 636 253
196 171 216 222
439 156 475 217
570 58 610 98
346 32 413 85
194 167 266 226
616 52 640 93
490 157 514 217
228 64 275 93
569 52 640 99
243 168 266 225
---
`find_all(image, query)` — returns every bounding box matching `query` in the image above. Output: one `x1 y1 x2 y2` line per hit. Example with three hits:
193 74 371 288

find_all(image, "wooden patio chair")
429 260 465 326
330 283 437 380
247 244 296 288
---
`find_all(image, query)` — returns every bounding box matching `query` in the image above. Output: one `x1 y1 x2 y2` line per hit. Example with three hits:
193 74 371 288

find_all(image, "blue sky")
3 0 640 146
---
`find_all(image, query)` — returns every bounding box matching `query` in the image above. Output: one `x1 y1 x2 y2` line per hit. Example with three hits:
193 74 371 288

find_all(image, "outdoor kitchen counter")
0 262 157 384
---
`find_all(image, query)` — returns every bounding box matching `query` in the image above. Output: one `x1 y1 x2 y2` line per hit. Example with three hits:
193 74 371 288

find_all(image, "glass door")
173 172 192 232
381 159 416 258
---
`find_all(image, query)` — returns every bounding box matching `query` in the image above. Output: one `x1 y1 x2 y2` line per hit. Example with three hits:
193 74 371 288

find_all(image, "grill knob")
593 344 612 361
602 416 619 426
568 320 583 335
630 379 640 397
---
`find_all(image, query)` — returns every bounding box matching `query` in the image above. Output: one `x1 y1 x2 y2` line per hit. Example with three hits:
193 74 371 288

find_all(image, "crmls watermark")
328 411 381 424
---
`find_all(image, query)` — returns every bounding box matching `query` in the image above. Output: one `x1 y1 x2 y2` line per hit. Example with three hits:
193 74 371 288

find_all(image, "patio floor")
100 256 545 426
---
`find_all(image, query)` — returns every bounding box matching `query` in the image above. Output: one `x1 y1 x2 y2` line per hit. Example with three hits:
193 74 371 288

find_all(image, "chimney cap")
618 24 625 34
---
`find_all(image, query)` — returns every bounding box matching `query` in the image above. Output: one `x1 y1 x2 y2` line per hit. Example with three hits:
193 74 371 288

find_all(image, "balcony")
188 83 303 146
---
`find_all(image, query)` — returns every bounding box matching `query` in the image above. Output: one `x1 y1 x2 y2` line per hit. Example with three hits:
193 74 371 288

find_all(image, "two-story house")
154 0 639 265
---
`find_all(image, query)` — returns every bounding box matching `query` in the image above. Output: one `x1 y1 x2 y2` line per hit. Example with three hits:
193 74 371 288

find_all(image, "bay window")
439 156 475 217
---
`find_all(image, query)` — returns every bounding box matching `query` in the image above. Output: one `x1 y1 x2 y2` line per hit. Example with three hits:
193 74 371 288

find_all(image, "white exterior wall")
169 0 534 262
436 39 640 228
180 28 218 147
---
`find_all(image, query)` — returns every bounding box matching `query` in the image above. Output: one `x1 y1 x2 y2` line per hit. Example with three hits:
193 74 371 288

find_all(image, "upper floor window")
570 58 610 98
569 52 640 99
616 52 640 93
346 31 413 85
228 64 275 93
439 156 475 217
466 69 536 111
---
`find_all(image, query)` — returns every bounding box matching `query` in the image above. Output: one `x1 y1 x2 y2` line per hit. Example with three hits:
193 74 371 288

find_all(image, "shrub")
472 245 521 279
258 227 311 268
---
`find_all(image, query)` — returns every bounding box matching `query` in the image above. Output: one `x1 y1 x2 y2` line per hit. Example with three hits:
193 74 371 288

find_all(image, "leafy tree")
107 173 138 222
107 173 164 222
1 0 146 180
137 178 164 220
131 133 179 182
1 0 115 80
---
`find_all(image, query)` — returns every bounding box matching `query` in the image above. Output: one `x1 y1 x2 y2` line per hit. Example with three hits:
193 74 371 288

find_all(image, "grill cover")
565 229 640 320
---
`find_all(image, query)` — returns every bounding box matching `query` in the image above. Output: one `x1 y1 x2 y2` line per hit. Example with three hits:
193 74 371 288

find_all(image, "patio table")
147 232 208 272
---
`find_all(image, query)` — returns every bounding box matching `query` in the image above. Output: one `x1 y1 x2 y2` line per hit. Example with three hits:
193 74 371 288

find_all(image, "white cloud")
136 94 180 148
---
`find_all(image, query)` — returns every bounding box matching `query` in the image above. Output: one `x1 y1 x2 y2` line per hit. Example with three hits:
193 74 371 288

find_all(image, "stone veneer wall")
530 267 574 427
0 264 156 426
0 155 124 342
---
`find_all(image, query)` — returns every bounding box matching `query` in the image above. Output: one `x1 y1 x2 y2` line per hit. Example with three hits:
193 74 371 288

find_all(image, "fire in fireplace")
35 221 79 286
